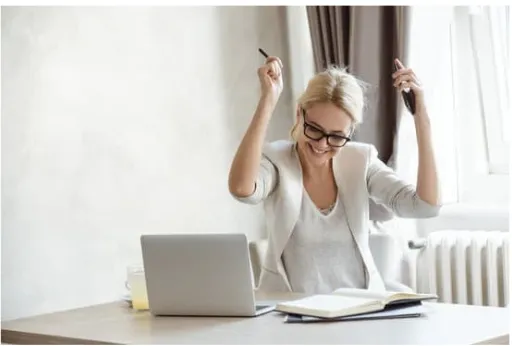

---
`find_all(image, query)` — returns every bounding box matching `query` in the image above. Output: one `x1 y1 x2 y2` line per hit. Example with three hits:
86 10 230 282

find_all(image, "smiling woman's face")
296 102 353 167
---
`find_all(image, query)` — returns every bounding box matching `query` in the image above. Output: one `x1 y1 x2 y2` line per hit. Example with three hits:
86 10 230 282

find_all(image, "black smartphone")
394 61 416 115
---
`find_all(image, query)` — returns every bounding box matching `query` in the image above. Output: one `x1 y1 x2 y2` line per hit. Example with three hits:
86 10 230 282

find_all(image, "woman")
228 56 441 294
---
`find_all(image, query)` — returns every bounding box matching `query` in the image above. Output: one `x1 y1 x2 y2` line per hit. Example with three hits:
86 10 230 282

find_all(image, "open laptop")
140 233 275 317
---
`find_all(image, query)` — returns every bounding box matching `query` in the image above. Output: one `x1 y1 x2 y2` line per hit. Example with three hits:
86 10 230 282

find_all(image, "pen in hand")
256 48 283 103
258 48 269 59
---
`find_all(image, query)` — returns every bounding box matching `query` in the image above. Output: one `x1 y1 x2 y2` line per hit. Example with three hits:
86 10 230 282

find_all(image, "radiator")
416 230 509 307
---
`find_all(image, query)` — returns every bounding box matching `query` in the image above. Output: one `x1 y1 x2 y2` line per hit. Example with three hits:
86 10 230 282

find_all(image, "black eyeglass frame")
301 109 351 148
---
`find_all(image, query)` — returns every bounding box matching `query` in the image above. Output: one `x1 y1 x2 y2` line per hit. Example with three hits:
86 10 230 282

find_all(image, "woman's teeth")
310 145 328 154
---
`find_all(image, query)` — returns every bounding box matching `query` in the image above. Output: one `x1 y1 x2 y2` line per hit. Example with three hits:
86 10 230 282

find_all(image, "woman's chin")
306 142 331 164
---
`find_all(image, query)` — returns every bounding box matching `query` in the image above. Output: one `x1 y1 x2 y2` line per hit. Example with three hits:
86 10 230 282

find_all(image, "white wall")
1 6 294 320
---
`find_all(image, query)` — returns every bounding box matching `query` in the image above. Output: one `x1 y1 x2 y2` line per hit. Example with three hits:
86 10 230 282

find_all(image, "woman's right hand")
257 56 283 105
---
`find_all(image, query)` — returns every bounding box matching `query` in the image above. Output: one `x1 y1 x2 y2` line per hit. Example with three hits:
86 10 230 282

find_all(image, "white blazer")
234 140 441 292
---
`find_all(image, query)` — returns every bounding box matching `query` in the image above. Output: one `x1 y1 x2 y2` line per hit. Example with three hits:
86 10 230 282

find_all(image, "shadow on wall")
215 5 294 154
256 6 295 142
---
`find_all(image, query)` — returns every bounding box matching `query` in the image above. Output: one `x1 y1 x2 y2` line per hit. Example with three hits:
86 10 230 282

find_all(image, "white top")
232 140 441 292
282 189 366 294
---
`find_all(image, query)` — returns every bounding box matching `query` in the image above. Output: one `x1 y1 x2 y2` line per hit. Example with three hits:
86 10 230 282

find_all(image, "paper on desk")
284 304 428 323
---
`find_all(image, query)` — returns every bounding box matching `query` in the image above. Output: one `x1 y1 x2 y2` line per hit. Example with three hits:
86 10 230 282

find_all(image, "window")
451 6 510 205
458 6 509 175
397 6 509 207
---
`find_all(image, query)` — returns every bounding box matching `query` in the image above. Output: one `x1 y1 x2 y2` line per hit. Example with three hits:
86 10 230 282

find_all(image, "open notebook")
275 288 438 319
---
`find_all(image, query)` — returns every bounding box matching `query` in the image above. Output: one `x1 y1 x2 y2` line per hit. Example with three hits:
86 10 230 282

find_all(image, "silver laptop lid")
140 233 256 316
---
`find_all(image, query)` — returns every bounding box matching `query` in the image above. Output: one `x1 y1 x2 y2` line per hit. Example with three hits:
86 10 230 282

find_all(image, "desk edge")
1 329 120 345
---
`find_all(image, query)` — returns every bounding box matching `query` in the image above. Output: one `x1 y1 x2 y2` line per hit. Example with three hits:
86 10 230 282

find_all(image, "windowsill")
415 203 509 237
457 174 509 207
438 203 509 215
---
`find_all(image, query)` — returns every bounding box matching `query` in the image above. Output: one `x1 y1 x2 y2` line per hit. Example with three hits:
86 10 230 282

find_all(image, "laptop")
140 233 275 317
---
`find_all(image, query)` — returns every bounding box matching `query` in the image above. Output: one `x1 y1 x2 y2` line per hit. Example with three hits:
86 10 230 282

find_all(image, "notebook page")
332 288 391 301
278 294 380 314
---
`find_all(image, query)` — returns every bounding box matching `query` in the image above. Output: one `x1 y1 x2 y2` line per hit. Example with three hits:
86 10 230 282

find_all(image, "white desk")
1 292 509 345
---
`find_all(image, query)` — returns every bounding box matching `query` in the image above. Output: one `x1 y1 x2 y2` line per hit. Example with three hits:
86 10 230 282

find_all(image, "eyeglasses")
302 110 351 148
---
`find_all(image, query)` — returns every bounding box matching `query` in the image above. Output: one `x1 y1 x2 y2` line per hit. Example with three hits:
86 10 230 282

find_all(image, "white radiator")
416 230 509 307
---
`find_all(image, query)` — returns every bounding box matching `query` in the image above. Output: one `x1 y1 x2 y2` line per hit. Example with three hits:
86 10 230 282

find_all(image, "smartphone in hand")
394 61 416 115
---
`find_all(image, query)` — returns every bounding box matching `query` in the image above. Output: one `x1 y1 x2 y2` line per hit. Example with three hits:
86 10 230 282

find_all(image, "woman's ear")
296 105 301 122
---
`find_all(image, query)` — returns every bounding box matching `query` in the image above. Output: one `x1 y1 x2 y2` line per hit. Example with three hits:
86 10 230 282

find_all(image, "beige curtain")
306 6 411 222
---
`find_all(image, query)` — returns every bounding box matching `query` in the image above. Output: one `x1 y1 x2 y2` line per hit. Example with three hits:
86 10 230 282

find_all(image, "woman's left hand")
392 59 427 115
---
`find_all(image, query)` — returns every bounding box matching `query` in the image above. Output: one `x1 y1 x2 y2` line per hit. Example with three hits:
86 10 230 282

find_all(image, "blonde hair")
290 66 367 140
